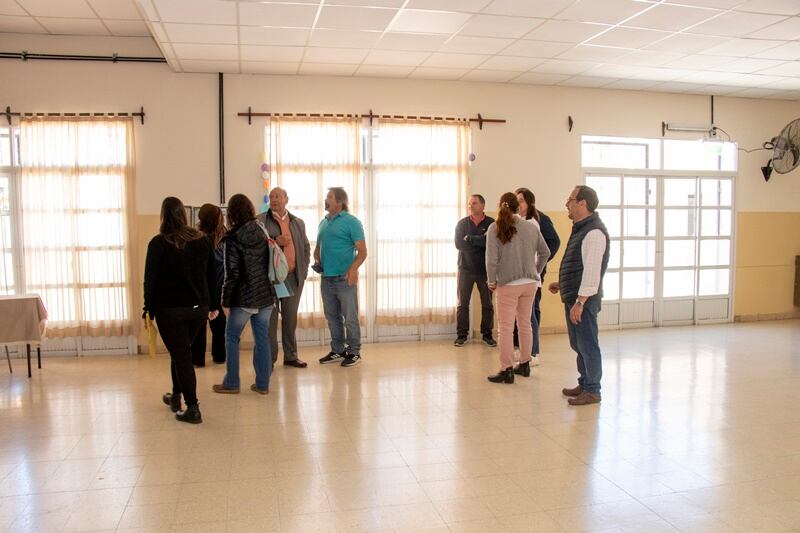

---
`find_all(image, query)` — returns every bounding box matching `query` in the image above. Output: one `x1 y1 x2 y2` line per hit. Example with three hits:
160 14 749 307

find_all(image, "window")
0 129 19 295
582 136 660 170
265 117 364 329
266 117 469 336
372 120 469 325
583 135 736 326
1 118 136 338
664 139 737 171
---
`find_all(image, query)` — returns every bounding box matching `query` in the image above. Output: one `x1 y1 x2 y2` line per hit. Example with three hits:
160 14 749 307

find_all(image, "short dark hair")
575 185 599 212
227 193 256 228
328 187 349 212
470 194 486 205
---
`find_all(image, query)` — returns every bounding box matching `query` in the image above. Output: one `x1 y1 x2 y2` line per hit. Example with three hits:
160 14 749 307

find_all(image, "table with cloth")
0 295 48 378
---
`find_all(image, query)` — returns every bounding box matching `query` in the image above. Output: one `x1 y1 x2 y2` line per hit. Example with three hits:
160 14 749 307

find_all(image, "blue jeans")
564 297 602 394
532 284 543 354
224 306 273 390
321 275 361 355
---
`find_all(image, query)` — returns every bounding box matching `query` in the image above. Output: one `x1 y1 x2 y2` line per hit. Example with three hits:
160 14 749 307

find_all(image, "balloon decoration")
260 162 271 213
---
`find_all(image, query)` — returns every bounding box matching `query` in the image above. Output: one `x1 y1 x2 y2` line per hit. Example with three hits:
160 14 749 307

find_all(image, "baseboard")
734 310 800 323
137 314 799 354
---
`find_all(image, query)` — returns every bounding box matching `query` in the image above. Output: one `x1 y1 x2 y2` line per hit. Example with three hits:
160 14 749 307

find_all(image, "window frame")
0 126 24 296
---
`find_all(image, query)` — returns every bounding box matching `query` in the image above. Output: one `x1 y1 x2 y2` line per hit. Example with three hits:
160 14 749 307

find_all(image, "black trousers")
191 310 227 366
156 306 207 406
456 269 494 338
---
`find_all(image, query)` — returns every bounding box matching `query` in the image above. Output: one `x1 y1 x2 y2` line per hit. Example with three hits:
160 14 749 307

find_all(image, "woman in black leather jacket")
212 194 276 395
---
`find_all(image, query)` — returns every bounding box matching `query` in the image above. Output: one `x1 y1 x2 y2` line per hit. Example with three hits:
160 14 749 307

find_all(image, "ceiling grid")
0 0 799 98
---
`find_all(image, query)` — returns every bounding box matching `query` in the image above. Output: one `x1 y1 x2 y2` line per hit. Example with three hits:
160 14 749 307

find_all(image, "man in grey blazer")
258 187 311 368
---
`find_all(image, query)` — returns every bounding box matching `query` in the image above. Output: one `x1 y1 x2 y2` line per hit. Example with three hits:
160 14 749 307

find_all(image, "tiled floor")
1 319 800 533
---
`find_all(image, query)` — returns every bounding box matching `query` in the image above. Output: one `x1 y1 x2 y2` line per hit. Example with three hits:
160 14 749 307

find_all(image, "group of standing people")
143 182 610 425
455 186 610 406
143 187 366 424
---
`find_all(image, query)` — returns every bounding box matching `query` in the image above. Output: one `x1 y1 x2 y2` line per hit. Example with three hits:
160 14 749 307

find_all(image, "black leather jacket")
221 220 275 309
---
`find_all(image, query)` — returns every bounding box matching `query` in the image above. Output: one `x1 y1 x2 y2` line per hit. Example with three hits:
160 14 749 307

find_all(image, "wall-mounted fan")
761 118 800 181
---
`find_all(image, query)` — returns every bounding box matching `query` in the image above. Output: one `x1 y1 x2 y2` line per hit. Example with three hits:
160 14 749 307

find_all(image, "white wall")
2 57 799 214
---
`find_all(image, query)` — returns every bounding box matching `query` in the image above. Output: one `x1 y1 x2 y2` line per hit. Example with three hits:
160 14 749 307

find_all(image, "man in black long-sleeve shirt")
454 194 496 347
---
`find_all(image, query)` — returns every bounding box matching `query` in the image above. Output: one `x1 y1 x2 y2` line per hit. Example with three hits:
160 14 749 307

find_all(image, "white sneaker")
531 354 540 367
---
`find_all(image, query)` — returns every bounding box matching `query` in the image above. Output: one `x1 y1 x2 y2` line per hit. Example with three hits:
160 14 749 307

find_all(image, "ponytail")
495 192 520 244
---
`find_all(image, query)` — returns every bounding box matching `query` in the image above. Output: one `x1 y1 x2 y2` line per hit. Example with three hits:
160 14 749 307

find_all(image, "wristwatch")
574 299 584 307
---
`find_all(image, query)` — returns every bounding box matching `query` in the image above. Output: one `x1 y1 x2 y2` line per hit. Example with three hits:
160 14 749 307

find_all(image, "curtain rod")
238 108 506 129
3 106 146 125
0 51 167 63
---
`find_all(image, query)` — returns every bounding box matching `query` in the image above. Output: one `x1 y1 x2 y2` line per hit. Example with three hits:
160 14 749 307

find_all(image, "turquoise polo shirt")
317 211 365 277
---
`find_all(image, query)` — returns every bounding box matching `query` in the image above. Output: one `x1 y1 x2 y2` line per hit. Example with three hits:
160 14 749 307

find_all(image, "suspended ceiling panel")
1 0 800 99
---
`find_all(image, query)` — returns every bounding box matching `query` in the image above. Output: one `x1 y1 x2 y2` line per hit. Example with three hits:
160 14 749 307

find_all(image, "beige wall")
2 57 799 339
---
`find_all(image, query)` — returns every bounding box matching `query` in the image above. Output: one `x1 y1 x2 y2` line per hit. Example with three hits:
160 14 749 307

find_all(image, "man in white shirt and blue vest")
548 185 610 406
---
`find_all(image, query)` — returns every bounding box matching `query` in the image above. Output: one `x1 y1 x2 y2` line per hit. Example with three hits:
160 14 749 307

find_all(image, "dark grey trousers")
269 271 302 363
456 269 494 338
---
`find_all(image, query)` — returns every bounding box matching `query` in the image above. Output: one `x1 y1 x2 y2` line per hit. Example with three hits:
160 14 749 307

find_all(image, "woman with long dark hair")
191 204 227 366
514 188 561 368
143 197 218 424
212 194 276 395
485 192 550 384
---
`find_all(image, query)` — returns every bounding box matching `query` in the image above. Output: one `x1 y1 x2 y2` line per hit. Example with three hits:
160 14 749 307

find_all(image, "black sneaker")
319 351 345 364
482 335 497 347
341 354 361 367
453 336 467 347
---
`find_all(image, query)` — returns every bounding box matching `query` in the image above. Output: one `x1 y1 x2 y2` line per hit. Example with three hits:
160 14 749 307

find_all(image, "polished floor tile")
1 319 800 532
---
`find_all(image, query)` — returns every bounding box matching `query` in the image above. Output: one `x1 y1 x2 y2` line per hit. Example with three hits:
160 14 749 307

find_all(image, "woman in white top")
485 192 550 384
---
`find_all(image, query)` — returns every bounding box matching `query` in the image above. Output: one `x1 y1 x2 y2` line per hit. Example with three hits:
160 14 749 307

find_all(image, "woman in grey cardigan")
485 192 550 383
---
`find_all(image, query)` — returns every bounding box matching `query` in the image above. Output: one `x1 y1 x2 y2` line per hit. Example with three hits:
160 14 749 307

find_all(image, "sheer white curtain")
372 119 470 325
268 117 363 328
19 117 136 337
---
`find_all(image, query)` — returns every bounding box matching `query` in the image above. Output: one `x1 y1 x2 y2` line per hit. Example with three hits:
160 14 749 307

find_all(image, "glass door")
588 174 733 328
696 177 733 322
662 177 699 323
588 174 657 327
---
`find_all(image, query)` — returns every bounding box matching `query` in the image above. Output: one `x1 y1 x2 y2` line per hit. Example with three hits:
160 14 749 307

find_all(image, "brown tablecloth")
0 295 48 344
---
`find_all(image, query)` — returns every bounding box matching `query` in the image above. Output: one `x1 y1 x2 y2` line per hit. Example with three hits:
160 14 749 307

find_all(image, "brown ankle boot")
561 384 583 397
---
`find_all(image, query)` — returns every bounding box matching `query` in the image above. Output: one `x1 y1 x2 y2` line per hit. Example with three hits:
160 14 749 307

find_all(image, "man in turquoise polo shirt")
316 187 367 367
